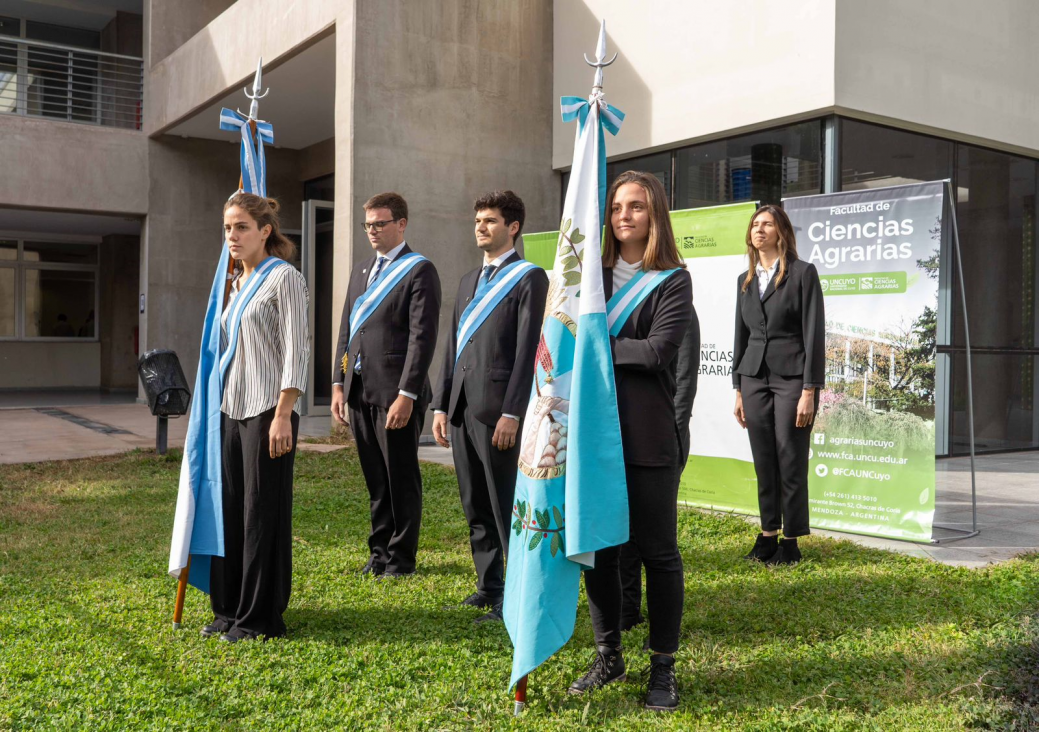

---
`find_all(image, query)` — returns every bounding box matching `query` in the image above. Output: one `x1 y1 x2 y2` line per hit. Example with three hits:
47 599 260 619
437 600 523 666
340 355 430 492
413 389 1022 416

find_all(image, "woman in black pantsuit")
733 205 825 566
205 193 310 642
567 171 693 713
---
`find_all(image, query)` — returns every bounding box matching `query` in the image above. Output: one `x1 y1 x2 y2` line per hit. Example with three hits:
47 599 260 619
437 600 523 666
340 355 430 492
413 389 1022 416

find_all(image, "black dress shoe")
219 629 259 644
765 538 802 566
200 619 229 638
644 654 679 712
459 592 499 609
744 533 779 562
377 569 415 581
568 645 626 694
620 613 646 632
474 603 503 624
360 556 386 577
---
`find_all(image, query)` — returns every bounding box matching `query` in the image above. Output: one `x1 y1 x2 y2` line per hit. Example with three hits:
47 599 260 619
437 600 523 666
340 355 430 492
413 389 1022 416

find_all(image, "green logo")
818 271 906 296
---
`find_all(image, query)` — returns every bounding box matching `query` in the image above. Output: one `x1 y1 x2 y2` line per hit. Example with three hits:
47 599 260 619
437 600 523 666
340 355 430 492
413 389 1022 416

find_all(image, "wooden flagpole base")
172 556 191 630
514 675 528 716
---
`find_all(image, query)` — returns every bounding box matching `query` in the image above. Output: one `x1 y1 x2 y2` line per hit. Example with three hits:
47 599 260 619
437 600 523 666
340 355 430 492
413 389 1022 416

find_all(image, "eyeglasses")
362 218 399 232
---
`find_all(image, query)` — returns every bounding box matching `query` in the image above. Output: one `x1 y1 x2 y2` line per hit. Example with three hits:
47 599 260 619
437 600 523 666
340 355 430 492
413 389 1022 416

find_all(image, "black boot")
644 654 679 712
567 645 626 694
744 533 779 562
765 537 802 566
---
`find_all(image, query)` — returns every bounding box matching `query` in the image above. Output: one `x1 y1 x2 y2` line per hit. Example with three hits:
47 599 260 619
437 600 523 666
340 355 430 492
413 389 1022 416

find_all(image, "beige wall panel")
835 0 1039 157
0 116 148 215
552 0 838 168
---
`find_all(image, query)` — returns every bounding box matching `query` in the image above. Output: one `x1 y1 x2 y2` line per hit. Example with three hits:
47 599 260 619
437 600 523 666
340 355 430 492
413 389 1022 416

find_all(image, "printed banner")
784 181 944 542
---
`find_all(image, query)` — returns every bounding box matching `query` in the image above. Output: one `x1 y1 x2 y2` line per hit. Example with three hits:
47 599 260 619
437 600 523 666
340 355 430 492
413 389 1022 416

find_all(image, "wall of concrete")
141 137 302 387
0 343 101 389
0 115 148 215
144 0 236 68
834 0 1039 157
552 0 837 168
299 137 336 183
145 0 340 135
349 0 557 413
100 234 140 391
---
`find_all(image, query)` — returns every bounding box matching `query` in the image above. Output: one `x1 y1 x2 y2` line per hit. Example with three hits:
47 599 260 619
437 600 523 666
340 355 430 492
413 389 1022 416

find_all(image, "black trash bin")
137 349 191 455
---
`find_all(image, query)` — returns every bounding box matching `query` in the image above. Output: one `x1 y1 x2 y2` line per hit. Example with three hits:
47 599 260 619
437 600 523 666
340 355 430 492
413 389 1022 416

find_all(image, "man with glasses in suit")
332 192 441 580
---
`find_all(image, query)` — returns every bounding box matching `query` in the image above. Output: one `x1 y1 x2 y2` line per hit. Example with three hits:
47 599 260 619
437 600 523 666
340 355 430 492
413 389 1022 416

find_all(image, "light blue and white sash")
606 268 681 337
219 256 289 379
455 260 538 364
219 108 275 197
347 252 428 351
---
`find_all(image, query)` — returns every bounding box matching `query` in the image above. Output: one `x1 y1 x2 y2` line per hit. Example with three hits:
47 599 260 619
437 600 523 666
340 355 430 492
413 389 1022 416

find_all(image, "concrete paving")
0 401 1035 568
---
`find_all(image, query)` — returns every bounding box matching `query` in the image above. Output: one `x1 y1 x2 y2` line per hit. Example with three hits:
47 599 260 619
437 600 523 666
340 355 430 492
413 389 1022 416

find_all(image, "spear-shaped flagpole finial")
583 19 617 93
243 57 269 121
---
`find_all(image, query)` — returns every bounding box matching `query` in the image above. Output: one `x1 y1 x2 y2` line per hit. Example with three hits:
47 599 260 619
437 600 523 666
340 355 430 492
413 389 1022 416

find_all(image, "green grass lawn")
2 448 1038 730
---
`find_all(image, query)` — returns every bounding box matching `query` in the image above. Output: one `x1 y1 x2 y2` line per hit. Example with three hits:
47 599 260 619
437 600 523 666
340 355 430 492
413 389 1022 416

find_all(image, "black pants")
450 398 518 598
740 367 815 538
348 377 425 574
211 407 298 638
585 463 684 654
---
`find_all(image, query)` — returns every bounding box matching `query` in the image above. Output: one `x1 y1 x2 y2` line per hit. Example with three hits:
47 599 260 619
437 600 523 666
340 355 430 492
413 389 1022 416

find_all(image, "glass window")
674 121 822 209
951 353 1039 452
952 144 1038 350
0 266 13 336
24 269 95 338
841 119 953 191
606 152 672 206
0 240 15 260
23 241 98 265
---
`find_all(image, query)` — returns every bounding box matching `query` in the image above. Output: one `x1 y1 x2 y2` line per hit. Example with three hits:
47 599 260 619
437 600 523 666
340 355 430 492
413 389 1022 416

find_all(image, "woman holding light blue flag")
569 171 692 713
203 193 310 643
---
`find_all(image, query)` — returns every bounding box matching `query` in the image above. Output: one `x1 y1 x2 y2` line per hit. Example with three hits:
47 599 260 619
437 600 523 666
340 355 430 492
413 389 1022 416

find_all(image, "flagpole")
171 58 267 631
514 675 528 716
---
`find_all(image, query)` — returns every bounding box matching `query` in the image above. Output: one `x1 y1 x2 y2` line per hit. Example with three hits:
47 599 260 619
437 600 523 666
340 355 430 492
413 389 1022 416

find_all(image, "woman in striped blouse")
204 193 310 643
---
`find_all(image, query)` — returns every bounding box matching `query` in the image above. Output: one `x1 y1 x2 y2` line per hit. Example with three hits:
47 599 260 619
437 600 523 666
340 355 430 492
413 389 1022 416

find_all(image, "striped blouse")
220 263 311 420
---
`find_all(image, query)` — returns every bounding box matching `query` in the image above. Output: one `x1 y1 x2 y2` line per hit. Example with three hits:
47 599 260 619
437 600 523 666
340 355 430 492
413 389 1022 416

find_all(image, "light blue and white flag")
168 97 275 594
503 38 628 688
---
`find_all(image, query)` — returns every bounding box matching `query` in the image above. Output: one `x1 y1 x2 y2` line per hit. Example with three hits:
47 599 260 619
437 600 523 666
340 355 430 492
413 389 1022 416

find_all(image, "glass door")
301 199 334 416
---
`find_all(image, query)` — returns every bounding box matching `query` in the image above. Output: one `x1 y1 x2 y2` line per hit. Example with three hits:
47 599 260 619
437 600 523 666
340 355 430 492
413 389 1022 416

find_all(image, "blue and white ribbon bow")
560 94 624 135
219 108 275 197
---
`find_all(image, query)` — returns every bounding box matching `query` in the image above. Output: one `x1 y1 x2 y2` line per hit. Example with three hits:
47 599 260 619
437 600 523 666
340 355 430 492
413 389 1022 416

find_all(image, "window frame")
0 234 100 343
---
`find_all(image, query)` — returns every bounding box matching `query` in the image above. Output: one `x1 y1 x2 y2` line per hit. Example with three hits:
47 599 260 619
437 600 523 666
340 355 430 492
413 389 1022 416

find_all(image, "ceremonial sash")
347 252 428 352
219 256 289 379
606 267 682 337
455 260 539 364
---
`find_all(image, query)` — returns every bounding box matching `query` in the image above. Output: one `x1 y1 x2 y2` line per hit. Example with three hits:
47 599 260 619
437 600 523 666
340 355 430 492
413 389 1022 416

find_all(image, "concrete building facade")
1 0 1037 456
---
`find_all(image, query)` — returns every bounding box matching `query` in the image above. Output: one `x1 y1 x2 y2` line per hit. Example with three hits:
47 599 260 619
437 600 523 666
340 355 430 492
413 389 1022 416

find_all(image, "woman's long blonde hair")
601 171 686 271
742 204 798 292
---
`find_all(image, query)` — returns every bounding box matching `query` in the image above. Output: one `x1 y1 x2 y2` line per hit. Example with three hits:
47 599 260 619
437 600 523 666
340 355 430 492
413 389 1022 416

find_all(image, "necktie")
356 256 389 374
476 264 496 295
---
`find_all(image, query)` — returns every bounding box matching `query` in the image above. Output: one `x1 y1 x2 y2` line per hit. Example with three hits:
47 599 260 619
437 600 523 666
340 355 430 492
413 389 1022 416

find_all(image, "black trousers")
348 376 425 574
585 463 684 654
211 407 298 638
450 397 518 598
740 367 815 538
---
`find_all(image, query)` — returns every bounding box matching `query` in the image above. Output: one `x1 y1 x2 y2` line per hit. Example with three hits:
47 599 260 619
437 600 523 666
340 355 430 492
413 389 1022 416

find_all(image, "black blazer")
605 266 694 467
674 307 700 460
334 244 442 409
432 252 549 427
732 257 825 388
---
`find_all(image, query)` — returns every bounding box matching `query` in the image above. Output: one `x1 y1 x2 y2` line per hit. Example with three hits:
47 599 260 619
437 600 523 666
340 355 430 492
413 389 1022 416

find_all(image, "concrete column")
100 234 141 391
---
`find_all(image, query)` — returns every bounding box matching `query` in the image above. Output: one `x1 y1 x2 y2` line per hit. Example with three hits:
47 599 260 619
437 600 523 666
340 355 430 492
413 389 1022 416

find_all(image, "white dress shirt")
756 258 779 299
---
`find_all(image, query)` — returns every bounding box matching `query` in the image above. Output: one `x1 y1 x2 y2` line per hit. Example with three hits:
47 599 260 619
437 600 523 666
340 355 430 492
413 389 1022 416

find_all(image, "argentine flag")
503 66 628 686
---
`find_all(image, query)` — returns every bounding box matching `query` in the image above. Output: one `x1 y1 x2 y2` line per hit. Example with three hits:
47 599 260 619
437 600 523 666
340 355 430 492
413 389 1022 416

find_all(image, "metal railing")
0 36 143 130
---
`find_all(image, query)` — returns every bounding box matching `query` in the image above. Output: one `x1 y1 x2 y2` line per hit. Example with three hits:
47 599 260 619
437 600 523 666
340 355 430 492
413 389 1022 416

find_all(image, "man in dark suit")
432 190 548 623
332 192 441 579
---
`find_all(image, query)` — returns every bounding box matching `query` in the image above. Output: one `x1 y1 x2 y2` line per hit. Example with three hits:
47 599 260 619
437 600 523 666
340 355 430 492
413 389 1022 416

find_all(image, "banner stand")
931 180 979 544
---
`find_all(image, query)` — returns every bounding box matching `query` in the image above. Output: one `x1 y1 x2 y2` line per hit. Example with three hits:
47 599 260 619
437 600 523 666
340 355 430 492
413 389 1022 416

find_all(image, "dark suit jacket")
433 252 549 427
605 266 694 467
334 244 442 409
732 257 825 388
674 307 700 460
